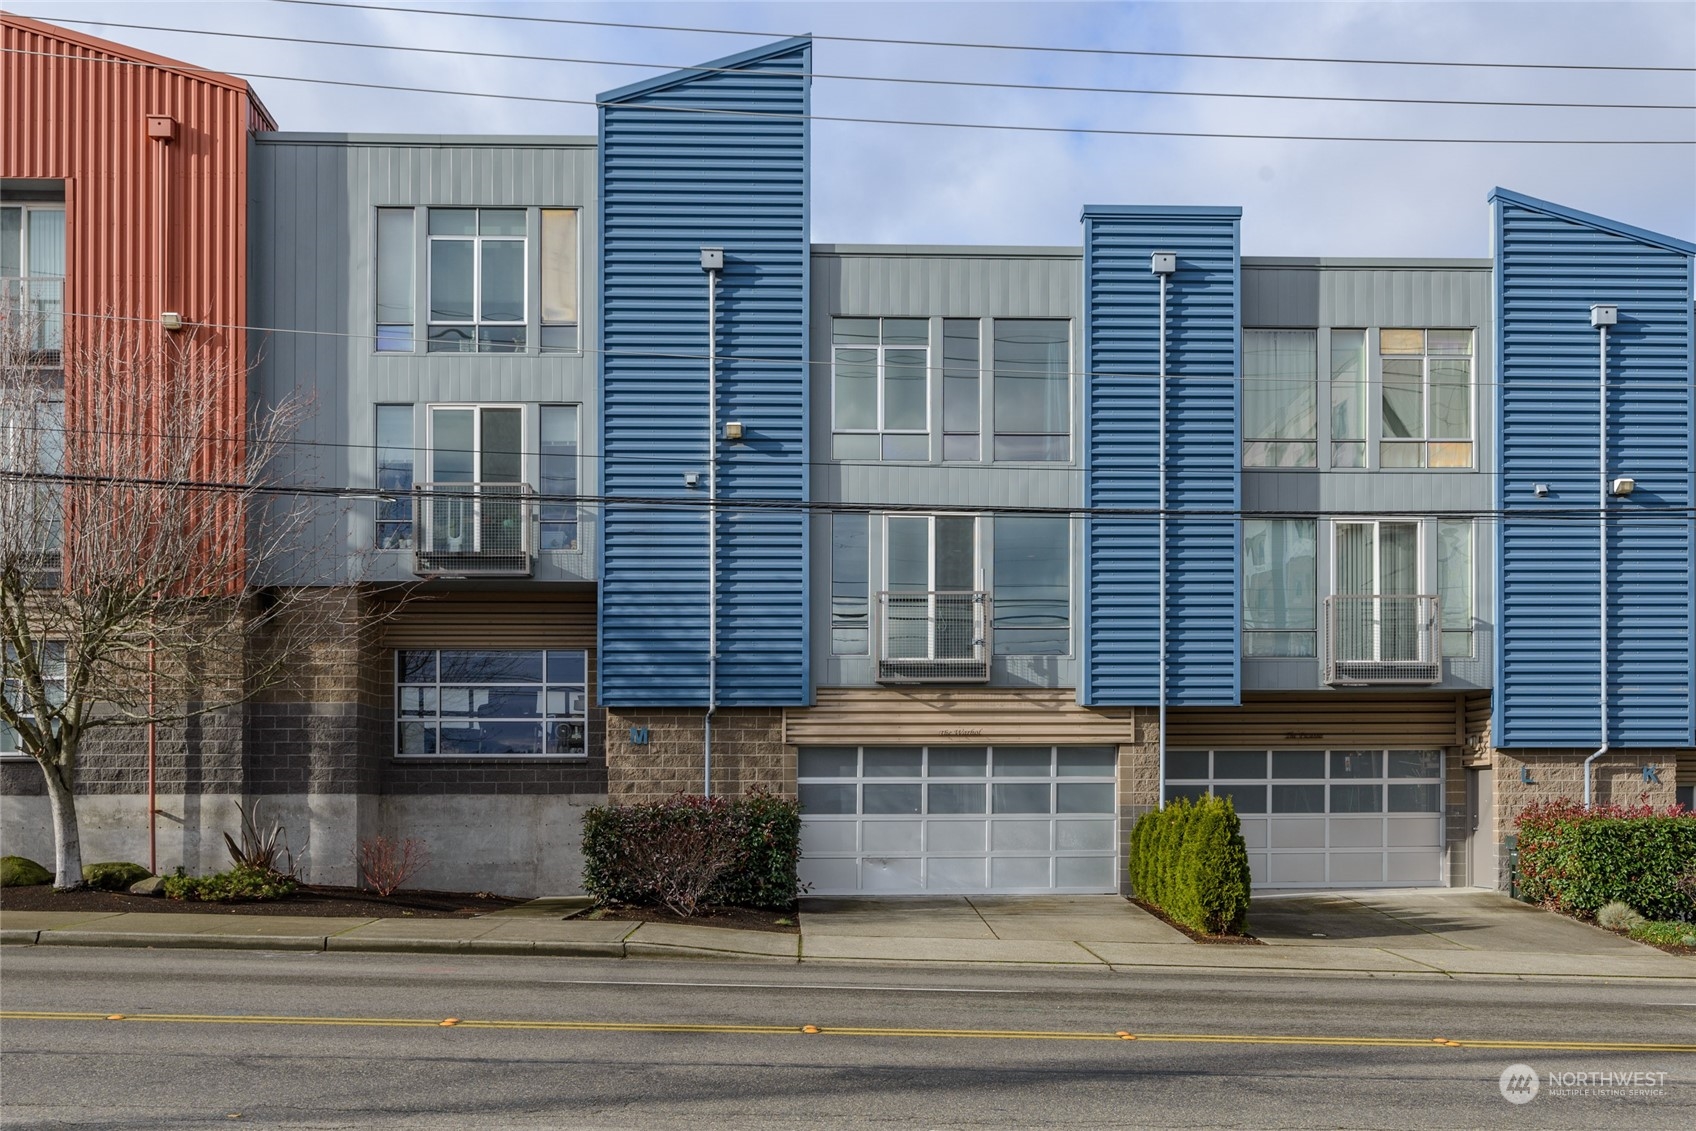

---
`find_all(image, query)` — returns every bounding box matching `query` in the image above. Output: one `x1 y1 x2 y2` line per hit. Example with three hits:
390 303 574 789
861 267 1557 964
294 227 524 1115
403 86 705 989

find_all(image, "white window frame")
2 203 67 356
1376 327 1476 470
426 403 529 487
831 318 931 459
426 209 530 352
1 640 65 759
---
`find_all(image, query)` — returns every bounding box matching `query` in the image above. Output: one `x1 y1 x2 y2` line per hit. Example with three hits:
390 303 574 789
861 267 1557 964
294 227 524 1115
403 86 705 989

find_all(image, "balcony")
875 590 992 683
1 277 64 364
411 482 535 577
1323 593 1442 685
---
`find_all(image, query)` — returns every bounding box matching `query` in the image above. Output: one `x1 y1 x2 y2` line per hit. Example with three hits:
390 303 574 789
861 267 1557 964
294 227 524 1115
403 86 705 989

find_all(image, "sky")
10 0 1695 256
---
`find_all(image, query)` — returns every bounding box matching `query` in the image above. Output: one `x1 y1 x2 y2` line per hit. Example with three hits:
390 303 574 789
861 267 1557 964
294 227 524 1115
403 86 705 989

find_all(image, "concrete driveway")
1247 889 1647 954
800 895 1186 944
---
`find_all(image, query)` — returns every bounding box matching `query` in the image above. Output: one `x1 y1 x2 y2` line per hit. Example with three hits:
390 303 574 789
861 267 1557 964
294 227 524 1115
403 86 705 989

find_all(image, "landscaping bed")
0 883 523 919
1131 897 1262 945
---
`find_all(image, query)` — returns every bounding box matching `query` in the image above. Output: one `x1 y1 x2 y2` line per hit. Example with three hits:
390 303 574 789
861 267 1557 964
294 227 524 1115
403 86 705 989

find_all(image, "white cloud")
13 0 1693 253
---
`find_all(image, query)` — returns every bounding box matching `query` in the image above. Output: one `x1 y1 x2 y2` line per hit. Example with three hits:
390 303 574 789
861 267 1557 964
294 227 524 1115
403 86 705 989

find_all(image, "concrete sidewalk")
2 893 1690 981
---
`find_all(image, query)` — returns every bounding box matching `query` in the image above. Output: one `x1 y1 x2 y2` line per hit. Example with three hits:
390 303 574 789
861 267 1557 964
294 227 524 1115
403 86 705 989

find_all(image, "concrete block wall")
1114 710 1159 897
604 707 791 805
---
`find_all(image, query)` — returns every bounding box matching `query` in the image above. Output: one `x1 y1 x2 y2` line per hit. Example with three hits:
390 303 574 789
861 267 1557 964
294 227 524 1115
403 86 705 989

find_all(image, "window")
1 641 65 758
1 203 66 357
426 405 524 553
374 209 414 352
538 405 579 551
1380 329 1473 468
992 516 1070 655
830 512 869 655
993 320 1069 461
832 318 929 460
1244 330 1317 467
1244 518 1317 657
1437 518 1473 658
884 514 979 666
942 319 980 461
375 405 414 549
1330 330 1367 468
376 206 577 354
396 649 587 758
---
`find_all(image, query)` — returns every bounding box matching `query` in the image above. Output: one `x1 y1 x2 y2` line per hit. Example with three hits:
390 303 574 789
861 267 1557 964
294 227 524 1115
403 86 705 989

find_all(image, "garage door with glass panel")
1166 749 1444 888
798 746 1118 894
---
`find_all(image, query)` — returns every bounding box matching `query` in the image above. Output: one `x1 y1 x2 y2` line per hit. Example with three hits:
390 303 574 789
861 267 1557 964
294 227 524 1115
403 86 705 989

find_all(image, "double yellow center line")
3 1011 1692 1053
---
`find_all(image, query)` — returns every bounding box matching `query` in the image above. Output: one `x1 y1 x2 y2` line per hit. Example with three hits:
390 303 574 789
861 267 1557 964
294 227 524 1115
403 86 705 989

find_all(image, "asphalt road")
2 948 1692 1129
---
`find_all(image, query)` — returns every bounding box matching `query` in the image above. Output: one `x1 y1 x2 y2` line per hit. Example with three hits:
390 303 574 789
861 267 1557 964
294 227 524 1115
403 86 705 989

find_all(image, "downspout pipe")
702 249 723 798
1584 307 1614 807
1152 253 1175 809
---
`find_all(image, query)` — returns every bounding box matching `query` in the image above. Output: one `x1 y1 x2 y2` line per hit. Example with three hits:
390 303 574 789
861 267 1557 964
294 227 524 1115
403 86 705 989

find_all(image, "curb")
324 936 626 958
33 931 329 952
1 929 41 945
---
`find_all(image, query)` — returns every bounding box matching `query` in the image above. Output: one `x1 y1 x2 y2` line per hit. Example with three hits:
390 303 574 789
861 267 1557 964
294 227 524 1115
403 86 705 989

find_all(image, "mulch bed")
588 904 800 935
1131 897 1263 944
0 884 524 919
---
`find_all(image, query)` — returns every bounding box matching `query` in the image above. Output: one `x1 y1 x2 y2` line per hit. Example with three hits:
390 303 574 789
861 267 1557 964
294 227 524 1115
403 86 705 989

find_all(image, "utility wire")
31 17 1696 112
5 46 1691 147
274 0 1696 75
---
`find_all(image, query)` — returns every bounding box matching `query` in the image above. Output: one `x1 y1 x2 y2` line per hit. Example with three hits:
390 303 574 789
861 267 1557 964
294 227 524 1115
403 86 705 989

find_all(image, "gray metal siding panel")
1493 193 1696 747
598 40 811 708
1082 210 1241 706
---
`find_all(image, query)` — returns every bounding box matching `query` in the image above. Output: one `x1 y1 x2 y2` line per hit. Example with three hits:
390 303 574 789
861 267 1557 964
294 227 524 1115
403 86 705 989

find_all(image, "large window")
396 649 587 758
1244 330 1317 467
992 516 1070 655
1 641 64 758
1380 329 1473 468
832 318 929 460
1244 518 1317 657
1 203 65 357
426 405 523 554
993 320 1069 461
374 206 578 354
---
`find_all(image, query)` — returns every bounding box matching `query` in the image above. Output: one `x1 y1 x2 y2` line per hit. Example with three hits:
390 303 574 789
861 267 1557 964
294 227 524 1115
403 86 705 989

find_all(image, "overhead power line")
274 0 1696 75
33 17 1696 112
5 46 1691 147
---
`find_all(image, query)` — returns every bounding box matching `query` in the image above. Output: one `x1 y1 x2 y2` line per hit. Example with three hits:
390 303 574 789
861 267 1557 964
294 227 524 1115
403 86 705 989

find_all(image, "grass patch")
1627 920 1696 955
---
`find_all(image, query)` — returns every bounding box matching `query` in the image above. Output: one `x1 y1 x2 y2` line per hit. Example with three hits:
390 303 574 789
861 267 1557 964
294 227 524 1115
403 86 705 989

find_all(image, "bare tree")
1 312 368 889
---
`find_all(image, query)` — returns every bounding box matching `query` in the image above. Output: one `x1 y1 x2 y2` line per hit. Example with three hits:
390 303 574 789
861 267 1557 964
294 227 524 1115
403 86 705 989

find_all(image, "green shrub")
82 862 152 891
582 790 803 914
163 865 297 903
1515 800 1696 921
1130 795 1253 937
1629 920 1696 949
1595 900 1646 931
1 856 51 887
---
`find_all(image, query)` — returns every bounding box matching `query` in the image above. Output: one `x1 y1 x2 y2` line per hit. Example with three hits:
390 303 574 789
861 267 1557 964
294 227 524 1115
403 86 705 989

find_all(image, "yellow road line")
3 1012 1693 1053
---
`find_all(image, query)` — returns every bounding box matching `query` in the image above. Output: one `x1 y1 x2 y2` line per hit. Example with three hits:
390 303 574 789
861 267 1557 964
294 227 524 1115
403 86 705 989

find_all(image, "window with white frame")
1 202 66 358
1 641 65 758
1380 329 1473 468
374 206 578 354
425 405 524 553
992 320 1070 461
832 318 929 460
396 649 587 757
1244 330 1317 467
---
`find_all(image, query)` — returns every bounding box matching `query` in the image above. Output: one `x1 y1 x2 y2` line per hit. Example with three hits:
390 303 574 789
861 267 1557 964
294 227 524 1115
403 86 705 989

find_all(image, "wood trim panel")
1168 694 1466 749
379 591 595 649
785 689 1142 746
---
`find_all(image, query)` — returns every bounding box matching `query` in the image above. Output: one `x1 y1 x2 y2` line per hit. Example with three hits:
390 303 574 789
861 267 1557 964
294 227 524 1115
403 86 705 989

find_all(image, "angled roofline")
1081 205 1243 219
597 35 812 104
1489 186 1696 256
2 13 275 126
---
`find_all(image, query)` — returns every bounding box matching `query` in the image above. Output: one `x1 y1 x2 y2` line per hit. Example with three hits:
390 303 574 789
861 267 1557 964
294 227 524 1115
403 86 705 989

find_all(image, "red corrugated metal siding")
4 15 275 588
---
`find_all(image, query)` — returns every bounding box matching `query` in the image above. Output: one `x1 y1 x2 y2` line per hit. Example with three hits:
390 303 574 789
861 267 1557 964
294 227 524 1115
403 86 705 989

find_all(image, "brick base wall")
1115 710 1159 896
604 707 790 805
1493 748 1680 837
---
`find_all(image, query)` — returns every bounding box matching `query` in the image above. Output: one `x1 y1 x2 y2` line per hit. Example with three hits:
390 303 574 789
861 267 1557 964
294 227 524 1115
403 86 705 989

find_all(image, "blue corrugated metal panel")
1080 207 1241 706
1491 188 1695 748
598 39 811 708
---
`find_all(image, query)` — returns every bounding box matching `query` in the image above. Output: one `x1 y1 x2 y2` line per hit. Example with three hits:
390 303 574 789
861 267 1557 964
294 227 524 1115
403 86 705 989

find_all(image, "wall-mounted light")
683 472 700 489
1589 304 1618 328
1150 251 1175 276
1610 477 1636 497
159 311 184 331
722 421 744 442
1533 483 1550 498
699 246 724 272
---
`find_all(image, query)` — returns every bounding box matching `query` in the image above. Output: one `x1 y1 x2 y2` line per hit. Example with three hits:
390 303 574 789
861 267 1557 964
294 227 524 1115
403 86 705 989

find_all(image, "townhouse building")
4 23 1691 897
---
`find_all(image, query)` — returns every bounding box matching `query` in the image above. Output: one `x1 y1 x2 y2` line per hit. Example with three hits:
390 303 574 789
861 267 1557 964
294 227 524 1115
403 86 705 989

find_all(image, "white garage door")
1166 749 1445 888
798 746 1119 895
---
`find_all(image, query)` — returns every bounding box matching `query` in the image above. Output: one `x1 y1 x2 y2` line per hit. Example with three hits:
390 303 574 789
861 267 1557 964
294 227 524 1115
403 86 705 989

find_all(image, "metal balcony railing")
411 482 535 577
1324 593 1442 685
1 277 64 362
875 590 991 683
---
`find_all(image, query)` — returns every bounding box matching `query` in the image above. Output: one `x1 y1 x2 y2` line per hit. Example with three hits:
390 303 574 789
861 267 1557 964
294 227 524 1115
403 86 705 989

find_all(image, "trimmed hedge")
1514 799 1695 922
582 790 802 913
1130 796 1252 936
